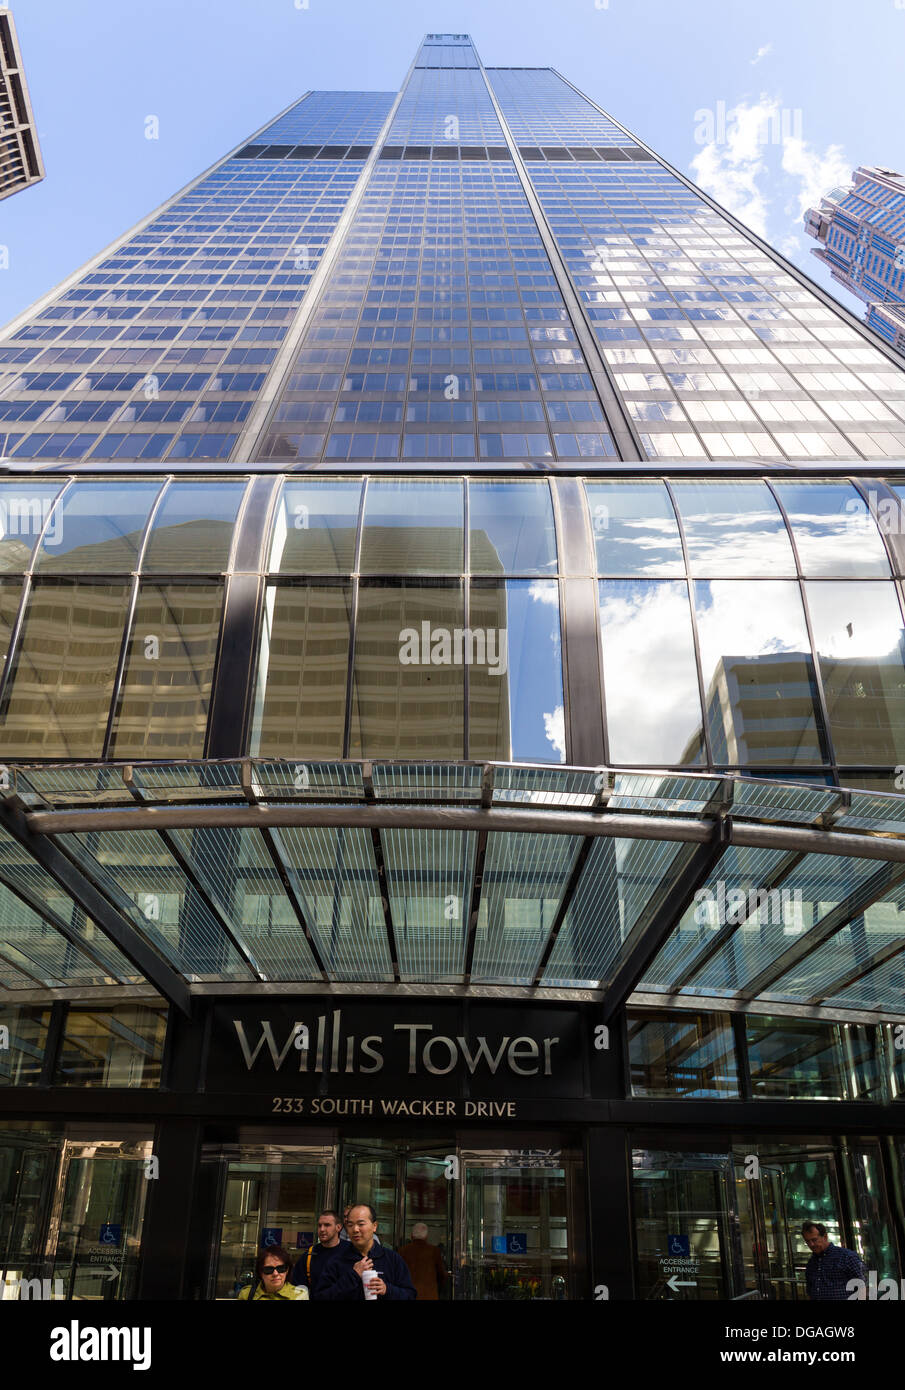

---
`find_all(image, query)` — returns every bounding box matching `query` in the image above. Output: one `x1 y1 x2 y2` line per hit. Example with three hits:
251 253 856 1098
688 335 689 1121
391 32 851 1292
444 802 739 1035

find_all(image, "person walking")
238 1246 310 1301
289 1210 344 1298
801 1221 867 1300
317 1203 416 1300
398 1223 447 1301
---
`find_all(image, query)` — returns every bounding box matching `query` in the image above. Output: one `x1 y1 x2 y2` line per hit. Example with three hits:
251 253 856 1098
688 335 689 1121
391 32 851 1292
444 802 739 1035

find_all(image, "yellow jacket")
238 1281 309 1301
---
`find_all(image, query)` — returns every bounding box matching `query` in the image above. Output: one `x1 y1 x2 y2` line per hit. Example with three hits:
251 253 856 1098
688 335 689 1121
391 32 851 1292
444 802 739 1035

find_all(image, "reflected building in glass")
2 34 905 1306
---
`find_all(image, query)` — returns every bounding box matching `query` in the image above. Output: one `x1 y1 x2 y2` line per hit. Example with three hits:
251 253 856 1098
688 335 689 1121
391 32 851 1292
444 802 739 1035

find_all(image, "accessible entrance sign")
660 1234 698 1295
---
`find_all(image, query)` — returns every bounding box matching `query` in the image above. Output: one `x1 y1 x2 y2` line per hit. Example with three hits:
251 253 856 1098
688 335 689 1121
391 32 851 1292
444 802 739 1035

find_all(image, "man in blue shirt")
289 1210 344 1297
317 1203 416 1301
802 1221 867 1300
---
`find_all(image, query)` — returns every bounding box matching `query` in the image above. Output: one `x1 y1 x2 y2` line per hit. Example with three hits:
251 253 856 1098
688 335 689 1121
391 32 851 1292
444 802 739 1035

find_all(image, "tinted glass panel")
0 579 23 687
350 581 464 757
53 1004 168 1087
109 583 224 758
468 481 557 575
585 481 684 576
806 580 905 764
34 482 161 573
251 582 352 758
269 480 361 573
694 580 824 765
599 579 704 764
0 1006 49 1085
773 482 891 577
142 481 247 573
672 481 796 577
359 480 463 574
0 581 132 757
747 1016 848 1100
469 579 564 762
627 1009 739 1098
0 483 65 572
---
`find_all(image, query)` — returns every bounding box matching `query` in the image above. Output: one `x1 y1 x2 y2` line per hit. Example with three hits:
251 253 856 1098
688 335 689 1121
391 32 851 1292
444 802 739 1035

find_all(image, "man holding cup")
317 1203 416 1301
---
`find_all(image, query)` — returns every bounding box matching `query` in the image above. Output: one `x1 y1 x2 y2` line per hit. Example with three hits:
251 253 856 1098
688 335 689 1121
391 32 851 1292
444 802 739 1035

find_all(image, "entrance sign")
261 1228 283 1248
659 1233 699 1294
207 1000 584 1100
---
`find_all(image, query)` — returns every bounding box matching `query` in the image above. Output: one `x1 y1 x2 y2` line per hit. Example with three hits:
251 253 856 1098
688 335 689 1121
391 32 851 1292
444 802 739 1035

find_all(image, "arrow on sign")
667 1275 696 1293
85 1265 120 1282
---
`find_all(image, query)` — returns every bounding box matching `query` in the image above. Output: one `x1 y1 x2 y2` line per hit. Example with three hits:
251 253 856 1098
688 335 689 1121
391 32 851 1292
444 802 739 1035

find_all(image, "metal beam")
600 820 730 1024
0 939 48 987
809 935 905 1007
669 850 806 991
532 836 594 986
124 768 268 983
240 761 329 981
0 865 130 983
370 828 400 983
20 801 905 866
736 861 905 1002
0 797 192 1016
463 828 488 983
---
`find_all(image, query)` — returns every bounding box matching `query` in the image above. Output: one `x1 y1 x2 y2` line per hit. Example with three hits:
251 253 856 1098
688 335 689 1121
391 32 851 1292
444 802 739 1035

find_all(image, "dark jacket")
805 1243 867 1300
316 1239 417 1301
289 1241 343 1296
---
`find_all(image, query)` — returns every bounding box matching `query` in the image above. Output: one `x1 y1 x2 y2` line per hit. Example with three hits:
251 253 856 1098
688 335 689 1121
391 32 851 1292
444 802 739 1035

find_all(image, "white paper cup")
361 1268 378 1301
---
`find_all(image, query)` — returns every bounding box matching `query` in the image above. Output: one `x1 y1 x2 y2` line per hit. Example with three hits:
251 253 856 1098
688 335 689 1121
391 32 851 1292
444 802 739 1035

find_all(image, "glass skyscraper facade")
2 35 905 1308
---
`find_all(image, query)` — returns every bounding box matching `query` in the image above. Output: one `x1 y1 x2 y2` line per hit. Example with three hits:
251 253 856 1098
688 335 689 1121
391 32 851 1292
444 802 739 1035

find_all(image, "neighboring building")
0 7 43 201
867 299 905 353
2 35 905 1304
805 166 905 350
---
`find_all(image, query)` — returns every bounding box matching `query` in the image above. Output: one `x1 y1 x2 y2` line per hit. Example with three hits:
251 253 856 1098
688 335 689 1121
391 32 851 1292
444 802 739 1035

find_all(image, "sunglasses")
262 1264 289 1275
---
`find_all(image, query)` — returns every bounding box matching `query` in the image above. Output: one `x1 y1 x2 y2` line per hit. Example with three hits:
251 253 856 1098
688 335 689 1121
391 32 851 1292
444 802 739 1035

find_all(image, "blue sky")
2 0 904 328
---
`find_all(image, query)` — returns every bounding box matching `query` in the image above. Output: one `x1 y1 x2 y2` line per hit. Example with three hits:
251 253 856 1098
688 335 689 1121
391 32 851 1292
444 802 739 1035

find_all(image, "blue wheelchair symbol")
668 1234 690 1257
99 1224 121 1247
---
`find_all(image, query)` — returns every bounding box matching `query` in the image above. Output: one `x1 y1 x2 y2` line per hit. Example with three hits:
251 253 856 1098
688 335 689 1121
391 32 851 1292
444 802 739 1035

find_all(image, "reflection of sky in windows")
598 579 703 765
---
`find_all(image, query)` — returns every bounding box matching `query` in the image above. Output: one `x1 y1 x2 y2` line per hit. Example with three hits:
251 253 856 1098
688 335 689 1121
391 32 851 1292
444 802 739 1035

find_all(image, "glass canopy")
0 760 904 1021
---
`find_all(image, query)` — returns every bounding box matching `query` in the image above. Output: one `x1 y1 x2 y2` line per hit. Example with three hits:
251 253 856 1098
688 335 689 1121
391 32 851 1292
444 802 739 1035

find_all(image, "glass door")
207 1144 335 1299
461 1150 573 1300
736 1162 799 1300
633 1153 734 1300
0 1133 59 1296
45 1138 153 1300
340 1141 398 1246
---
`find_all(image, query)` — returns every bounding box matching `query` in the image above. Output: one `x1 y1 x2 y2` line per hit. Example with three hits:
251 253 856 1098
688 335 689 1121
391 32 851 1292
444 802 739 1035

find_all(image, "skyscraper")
805 165 905 352
2 34 905 1307
0 7 43 203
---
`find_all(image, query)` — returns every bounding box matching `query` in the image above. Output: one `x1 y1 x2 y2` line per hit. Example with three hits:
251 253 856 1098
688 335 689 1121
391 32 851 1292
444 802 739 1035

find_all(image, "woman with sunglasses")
238 1245 310 1301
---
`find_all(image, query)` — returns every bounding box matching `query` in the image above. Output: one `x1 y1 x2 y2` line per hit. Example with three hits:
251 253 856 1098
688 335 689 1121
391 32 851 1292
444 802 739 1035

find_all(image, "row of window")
2 1001 902 1100
11 474 903 580
2 475 905 767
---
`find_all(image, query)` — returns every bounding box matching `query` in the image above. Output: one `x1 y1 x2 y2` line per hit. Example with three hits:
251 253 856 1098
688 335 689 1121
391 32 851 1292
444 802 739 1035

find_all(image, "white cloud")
781 136 851 221
777 232 803 258
690 97 780 236
690 96 852 248
751 43 773 66
543 705 566 760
